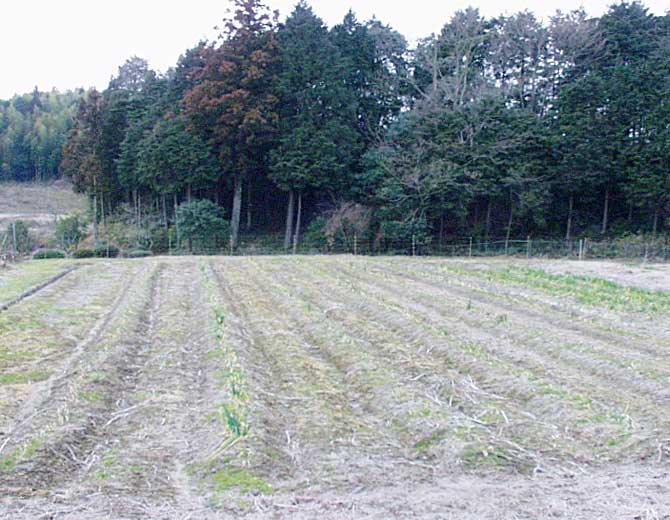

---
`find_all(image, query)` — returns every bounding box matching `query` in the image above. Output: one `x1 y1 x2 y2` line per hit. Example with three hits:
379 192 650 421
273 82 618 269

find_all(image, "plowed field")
1 257 669 519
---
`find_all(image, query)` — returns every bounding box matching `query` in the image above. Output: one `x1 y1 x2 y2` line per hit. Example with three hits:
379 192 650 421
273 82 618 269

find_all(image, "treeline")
0 89 82 181
56 0 670 246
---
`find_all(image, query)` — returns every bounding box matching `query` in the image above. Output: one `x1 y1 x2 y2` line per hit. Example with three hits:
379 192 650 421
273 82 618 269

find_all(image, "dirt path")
1 256 669 519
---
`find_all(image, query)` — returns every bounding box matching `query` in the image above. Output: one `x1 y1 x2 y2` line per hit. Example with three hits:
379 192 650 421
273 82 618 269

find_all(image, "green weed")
212 467 272 494
455 265 670 314
0 370 50 385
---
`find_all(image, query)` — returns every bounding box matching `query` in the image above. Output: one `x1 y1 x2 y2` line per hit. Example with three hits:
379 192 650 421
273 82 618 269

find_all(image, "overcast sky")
1 0 667 99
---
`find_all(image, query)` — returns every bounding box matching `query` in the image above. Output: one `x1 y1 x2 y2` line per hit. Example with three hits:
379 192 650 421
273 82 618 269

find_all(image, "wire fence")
172 234 670 262
2 225 669 263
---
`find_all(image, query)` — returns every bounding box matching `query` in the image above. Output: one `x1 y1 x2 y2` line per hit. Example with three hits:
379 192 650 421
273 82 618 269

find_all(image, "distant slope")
0 180 87 246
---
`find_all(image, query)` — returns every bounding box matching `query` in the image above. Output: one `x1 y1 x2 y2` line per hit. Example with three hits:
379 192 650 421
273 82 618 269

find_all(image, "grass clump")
461 445 518 470
0 437 43 473
212 467 272 494
414 428 449 453
79 390 102 403
0 370 50 385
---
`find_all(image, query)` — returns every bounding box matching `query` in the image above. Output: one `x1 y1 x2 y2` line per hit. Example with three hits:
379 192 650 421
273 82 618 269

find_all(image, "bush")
55 215 83 251
3 220 34 254
150 226 169 253
93 243 120 258
380 216 431 254
304 217 329 250
71 244 120 258
122 249 152 258
303 204 373 253
176 199 230 253
32 249 66 260
72 248 96 258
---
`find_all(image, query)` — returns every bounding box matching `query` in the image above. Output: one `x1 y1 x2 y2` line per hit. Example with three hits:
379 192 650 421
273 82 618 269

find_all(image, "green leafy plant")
32 249 66 260
71 248 96 259
176 199 230 253
3 220 34 254
55 215 84 251
93 242 120 258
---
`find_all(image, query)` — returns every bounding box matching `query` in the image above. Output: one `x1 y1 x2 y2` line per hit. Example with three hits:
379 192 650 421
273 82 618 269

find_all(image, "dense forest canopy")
0 88 82 181
3 0 669 246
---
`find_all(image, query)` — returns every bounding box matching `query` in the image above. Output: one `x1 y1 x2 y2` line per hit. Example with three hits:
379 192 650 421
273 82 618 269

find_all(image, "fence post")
412 235 416 257
469 237 473 258
526 236 531 259
353 234 358 256
578 239 583 261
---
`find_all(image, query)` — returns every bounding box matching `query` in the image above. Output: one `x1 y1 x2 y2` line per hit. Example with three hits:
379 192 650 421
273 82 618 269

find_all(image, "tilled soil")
0 256 669 519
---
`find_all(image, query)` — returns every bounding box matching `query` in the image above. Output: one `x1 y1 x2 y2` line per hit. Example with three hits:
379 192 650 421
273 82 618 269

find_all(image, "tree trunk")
284 189 295 251
505 192 514 254
439 213 445 250
627 202 633 227
230 176 243 249
92 193 98 243
100 189 106 231
485 197 493 241
652 205 659 238
565 194 574 241
174 193 180 250
187 184 192 203
246 177 252 231
162 193 168 230
601 189 609 234
293 191 302 254
431 42 438 95
132 189 138 224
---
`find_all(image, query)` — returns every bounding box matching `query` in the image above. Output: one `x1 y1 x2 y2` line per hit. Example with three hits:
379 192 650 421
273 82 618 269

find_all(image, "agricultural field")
0 256 669 519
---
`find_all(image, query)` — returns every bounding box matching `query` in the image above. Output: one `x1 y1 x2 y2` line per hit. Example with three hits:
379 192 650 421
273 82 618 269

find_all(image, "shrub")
55 215 83 251
93 243 120 258
150 226 169 253
3 220 34 254
380 216 431 254
122 249 152 258
32 249 66 260
72 248 96 258
303 204 373 253
176 199 230 253
304 217 329 250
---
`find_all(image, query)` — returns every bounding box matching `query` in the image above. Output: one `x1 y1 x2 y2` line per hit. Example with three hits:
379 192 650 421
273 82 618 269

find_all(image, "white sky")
1 0 667 99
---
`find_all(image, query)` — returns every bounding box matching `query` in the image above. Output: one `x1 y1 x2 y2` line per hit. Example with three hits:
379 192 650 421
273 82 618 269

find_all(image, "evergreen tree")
183 0 279 248
270 2 358 248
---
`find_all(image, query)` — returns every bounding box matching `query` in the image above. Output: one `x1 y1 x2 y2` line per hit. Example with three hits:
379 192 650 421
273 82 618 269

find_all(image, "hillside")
0 181 87 246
